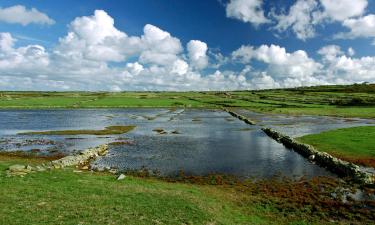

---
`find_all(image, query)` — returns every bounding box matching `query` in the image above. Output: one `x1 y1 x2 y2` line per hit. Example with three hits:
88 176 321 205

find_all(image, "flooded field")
234 109 375 137
1 109 373 179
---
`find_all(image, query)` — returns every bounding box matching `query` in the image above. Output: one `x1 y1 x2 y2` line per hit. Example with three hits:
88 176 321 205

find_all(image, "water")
1 108 369 179
233 109 374 137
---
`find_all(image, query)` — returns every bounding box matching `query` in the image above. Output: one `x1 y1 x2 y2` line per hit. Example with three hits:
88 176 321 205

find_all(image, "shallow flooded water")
1 108 369 179
234 109 375 137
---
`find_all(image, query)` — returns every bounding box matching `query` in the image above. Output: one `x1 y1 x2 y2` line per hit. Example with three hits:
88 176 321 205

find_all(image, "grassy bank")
1 155 374 225
1 84 375 118
297 126 375 167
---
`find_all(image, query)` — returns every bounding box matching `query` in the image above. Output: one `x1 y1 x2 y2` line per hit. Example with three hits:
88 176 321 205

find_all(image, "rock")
94 167 105 172
109 169 118 174
81 165 89 170
9 164 26 172
26 165 33 171
7 164 31 176
117 174 126 180
35 166 46 172
262 127 375 185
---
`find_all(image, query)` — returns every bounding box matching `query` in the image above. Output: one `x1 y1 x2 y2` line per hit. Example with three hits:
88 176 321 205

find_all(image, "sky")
0 0 375 91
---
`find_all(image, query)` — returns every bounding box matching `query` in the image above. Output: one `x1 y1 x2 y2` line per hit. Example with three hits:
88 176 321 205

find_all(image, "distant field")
1 84 375 118
297 126 375 168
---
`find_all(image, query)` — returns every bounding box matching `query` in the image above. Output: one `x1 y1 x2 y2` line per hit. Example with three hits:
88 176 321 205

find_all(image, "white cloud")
1 9 375 91
139 24 183 66
250 72 280 89
232 44 321 79
226 0 270 26
317 45 375 83
347 47 355 56
187 40 208 70
272 0 369 40
232 44 342 88
317 45 344 61
320 0 367 21
0 33 49 72
54 10 138 64
273 0 319 40
126 62 144 76
336 14 375 44
0 5 54 25
171 59 189 75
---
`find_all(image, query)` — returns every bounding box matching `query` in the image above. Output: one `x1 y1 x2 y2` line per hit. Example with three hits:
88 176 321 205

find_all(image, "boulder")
8 164 27 172
117 174 126 180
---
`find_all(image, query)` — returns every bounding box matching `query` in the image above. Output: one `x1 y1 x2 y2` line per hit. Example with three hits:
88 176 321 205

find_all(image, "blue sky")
0 0 375 91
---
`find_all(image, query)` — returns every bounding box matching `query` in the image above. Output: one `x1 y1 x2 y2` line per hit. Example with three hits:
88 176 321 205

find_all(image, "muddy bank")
262 127 374 185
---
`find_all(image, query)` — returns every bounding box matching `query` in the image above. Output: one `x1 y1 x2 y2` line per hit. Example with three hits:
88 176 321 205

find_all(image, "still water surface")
1 109 371 178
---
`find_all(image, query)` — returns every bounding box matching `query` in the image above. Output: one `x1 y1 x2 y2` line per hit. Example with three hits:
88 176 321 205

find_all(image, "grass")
1 84 375 118
0 155 373 225
1 84 375 224
19 125 136 135
297 126 375 167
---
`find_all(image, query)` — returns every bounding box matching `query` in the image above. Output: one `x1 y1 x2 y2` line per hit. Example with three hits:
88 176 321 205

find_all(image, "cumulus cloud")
336 14 375 44
317 45 375 83
0 5 54 25
231 44 326 88
187 40 208 70
272 0 369 40
273 0 320 40
320 0 367 21
232 44 321 79
0 33 49 72
226 0 270 26
224 0 371 42
317 45 344 61
139 24 183 66
54 10 138 65
1 9 375 91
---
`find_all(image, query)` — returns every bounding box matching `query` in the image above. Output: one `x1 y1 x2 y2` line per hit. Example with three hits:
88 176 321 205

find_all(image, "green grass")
1 155 374 224
19 125 136 135
297 126 375 167
0 156 306 225
251 106 375 118
1 84 375 118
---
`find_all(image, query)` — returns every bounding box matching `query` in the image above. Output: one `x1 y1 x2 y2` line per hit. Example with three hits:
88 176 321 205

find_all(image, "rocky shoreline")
262 127 375 185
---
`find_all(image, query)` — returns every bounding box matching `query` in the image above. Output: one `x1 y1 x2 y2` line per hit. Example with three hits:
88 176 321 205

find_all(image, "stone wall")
223 108 256 125
6 144 109 176
50 144 109 168
262 127 374 185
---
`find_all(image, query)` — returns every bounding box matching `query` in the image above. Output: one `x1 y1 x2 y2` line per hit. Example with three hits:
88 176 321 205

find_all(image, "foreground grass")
1 155 374 225
1 84 375 118
297 126 375 167
0 156 287 225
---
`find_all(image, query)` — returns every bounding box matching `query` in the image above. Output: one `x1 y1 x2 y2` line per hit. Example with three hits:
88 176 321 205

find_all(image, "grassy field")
1 155 374 225
1 83 375 118
1 84 375 224
297 126 375 168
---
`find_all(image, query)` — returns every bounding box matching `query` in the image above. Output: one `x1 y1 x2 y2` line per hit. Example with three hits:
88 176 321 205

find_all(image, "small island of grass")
19 125 136 136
